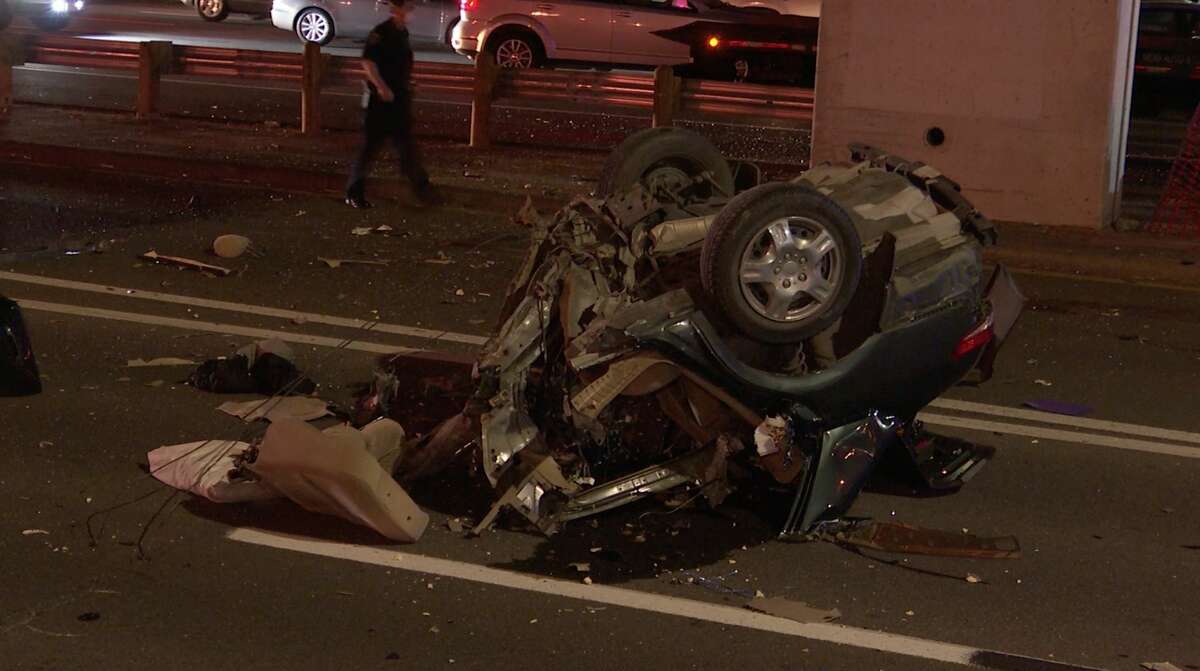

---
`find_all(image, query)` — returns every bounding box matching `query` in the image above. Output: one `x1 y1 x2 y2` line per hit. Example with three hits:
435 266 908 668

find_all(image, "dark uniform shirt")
363 19 414 101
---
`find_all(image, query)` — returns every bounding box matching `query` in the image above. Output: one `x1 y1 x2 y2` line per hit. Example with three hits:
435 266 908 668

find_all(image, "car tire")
597 127 735 201
195 0 229 22
444 17 459 46
0 0 12 30
294 7 334 45
32 11 70 30
700 183 863 344
486 28 544 69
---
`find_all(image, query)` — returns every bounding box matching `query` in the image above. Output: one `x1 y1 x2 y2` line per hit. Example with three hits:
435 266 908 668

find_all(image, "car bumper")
450 19 479 58
270 5 295 31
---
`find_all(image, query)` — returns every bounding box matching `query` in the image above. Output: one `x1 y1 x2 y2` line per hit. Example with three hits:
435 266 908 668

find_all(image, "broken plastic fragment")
141 250 232 276
745 597 841 623
319 257 390 269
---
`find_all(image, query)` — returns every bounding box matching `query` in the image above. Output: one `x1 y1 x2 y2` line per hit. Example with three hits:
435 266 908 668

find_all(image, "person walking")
345 0 439 209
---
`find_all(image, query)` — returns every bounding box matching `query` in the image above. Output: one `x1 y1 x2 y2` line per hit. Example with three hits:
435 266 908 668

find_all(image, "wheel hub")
738 216 841 323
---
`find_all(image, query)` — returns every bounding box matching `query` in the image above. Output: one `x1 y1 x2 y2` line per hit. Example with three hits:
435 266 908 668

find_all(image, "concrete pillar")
811 0 1140 229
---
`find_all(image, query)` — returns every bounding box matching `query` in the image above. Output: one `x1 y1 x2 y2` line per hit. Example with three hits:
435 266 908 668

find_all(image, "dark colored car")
1133 0 1200 114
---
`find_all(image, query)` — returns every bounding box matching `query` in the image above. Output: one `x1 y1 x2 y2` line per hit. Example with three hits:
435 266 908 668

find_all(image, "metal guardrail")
1 33 814 133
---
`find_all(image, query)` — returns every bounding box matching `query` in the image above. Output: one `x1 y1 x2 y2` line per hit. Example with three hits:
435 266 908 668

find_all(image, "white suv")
451 0 780 70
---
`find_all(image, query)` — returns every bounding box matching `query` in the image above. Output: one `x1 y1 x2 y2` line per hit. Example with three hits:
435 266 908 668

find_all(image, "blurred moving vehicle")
0 0 85 31
179 0 270 22
724 0 818 16
450 0 816 81
1133 0 1200 114
270 0 457 45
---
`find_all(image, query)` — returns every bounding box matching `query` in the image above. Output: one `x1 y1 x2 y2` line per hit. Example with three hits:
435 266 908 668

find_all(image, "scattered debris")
830 521 1021 559
145 380 166 388
1022 400 1092 417
187 339 316 395
217 397 332 423
446 518 465 533
77 612 101 622
569 562 591 573
904 610 915 617
424 252 453 265
141 250 232 277
745 596 841 623
966 573 982 584
37 441 53 448
147 440 276 503
21 529 50 536
319 257 389 269
1033 379 1053 387
582 576 593 585
248 419 428 542
351 227 373 236
212 234 259 259
1142 663 1185 671
126 357 197 368
454 289 465 297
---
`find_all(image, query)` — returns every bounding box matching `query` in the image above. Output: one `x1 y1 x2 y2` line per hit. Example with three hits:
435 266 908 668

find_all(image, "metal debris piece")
126 357 197 367
141 250 232 276
1022 400 1092 417
837 521 1021 559
319 258 390 269
745 597 841 623
21 529 49 536
446 518 465 533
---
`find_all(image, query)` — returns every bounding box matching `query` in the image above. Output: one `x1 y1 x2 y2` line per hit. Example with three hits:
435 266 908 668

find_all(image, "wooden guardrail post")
0 36 24 124
301 41 323 136
652 65 681 128
470 55 499 149
136 41 172 119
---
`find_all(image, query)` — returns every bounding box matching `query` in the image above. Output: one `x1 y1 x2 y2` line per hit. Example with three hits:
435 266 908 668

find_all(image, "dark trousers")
346 97 430 199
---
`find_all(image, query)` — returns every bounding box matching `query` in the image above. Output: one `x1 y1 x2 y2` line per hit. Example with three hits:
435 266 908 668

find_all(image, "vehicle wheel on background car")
597 127 735 202
486 28 544 69
195 0 229 22
294 8 334 45
700 183 863 344
32 10 70 30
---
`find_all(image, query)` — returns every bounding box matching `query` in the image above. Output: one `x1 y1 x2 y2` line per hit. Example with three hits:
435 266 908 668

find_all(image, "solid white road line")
11 272 1200 460
15 298 417 355
225 529 969 665
0 271 488 346
917 412 1200 460
927 398 1200 446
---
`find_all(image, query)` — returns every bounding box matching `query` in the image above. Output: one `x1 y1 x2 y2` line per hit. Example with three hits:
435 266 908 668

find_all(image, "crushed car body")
377 128 1024 537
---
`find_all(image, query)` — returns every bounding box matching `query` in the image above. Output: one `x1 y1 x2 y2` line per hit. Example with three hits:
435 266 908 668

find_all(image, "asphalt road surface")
2 160 1199 671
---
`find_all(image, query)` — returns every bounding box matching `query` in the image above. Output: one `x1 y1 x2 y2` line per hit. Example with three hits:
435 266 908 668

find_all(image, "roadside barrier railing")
0 34 815 143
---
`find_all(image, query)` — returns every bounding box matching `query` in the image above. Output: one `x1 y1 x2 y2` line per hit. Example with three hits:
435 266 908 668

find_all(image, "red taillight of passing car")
953 311 994 360
460 0 478 11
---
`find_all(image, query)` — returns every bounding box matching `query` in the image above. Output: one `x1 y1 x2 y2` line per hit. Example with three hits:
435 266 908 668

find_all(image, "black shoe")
345 195 373 209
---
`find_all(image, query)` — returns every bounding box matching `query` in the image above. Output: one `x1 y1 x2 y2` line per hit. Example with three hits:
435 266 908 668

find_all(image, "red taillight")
953 312 994 360
460 0 478 11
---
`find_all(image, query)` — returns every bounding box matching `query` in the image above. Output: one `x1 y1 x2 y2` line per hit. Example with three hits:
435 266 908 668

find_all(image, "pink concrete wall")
811 0 1139 228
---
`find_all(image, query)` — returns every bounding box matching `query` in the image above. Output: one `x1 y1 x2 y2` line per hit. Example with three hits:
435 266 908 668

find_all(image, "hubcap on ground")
495 39 533 68
738 216 841 323
299 12 329 42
